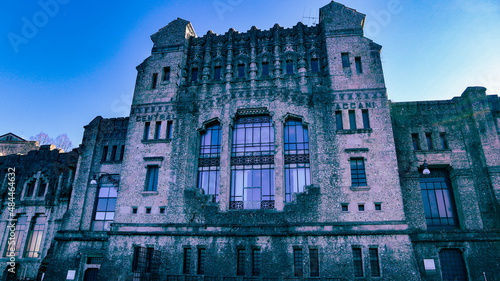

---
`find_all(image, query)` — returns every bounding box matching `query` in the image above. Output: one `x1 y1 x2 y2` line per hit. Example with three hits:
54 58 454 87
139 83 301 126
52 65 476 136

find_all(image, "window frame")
145 165 159 192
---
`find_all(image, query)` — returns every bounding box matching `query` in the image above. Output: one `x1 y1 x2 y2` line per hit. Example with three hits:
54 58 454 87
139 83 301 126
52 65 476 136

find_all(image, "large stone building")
1 1 499 281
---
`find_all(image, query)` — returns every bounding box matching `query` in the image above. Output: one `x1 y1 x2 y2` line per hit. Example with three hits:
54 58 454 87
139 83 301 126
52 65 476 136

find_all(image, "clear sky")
1 0 499 147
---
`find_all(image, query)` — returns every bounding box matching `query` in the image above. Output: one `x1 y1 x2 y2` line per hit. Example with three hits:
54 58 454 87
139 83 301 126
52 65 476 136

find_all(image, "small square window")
132 207 138 214
342 204 349 212
358 204 365 211
145 207 151 214
159 207 165 214
374 203 382 211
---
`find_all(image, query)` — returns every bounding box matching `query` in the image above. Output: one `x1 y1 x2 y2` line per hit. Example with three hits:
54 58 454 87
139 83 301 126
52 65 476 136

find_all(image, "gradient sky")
1 0 499 148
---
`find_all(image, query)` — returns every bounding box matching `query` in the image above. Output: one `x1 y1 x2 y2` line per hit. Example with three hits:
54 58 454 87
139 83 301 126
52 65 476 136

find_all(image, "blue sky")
1 0 499 147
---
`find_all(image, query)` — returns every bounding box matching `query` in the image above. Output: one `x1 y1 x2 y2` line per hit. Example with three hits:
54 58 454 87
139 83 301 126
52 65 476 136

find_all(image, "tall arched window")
92 175 118 231
197 122 221 202
230 115 275 209
284 118 311 201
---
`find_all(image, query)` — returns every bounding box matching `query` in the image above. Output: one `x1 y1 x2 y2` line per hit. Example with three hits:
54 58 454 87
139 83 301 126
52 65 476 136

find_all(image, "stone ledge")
141 139 172 144
141 191 159 196
337 129 373 134
350 186 370 191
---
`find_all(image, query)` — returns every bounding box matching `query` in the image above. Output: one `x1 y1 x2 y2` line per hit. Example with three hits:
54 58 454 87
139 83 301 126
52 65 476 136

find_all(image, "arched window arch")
230 115 275 209
197 122 221 202
284 118 311 202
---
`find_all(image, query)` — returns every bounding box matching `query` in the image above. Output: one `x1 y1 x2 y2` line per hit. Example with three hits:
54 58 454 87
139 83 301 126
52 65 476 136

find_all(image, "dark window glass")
358 204 365 211
349 110 357 130
87 257 103 264
152 73 158 89
119 145 125 161
310 249 319 277
133 247 160 275
341 53 350 68
111 145 117 161
351 158 367 187
37 181 47 197
191 68 198 82
101 146 108 162
420 171 458 228
159 207 165 214
198 123 222 202
132 207 137 214
238 64 245 78
362 109 370 129
440 133 448 149
4 214 27 256
311 58 319 73
286 60 294 74
145 207 151 214
252 249 261 276
25 215 46 258
375 203 382 211
412 133 420 150
284 119 310 202
145 166 159 192
143 122 150 140
336 111 343 130
197 248 206 275
183 248 191 274
426 133 433 150
353 248 363 277
262 62 269 76
214 66 222 81
166 120 173 139
355 57 363 74
341 204 349 212
154 121 161 139
369 248 380 277
293 249 303 277
92 176 118 231
162 67 170 81
231 116 275 210
237 249 245 276
439 249 468 281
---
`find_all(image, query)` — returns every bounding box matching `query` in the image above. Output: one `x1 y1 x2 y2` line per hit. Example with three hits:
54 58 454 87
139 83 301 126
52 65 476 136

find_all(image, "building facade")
2 1 499 281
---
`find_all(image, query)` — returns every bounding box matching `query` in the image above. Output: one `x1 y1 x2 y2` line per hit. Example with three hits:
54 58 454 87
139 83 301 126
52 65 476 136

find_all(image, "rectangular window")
349 110 357 130
237 249 245 276
197 248 206 275
162 67 170 81
111 145 117 161
145 165 159 192
145 207 151 214
355 56 363 74
440 133 448 149
262 62 269 76
362 110 370 129
420 171 458 228
191 68 198 82
351 158 367 187
4 214 27 257
293 248 303 277
92 176 118 231
284 119 311 202
311 58 319 73
336 111 343 130
25 215 46 258
375 203 382 211
341 53 350 68
166 121 173 139
310 249 319 277
252 249 261 276
238 64 245 78
214 66 222 81
286 60 294 74
154 121 161 140
152 73 158 89
132 247 159 276
426 133 433 150
369 248 380 277
358 204 365 211
101 146 108 162
132 207 137 214
412 133 420 150
183 248 191 274
143 122 150 140
353 248 363 277
159 207 165 214
119 145 125 161
439 249 468 281
341 203 349 212
36 181 46 197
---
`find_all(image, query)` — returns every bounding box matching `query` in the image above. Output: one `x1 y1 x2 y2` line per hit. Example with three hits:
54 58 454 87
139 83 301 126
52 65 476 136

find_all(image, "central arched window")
230 115 275 209
197 122 221 202
285 118 311 201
